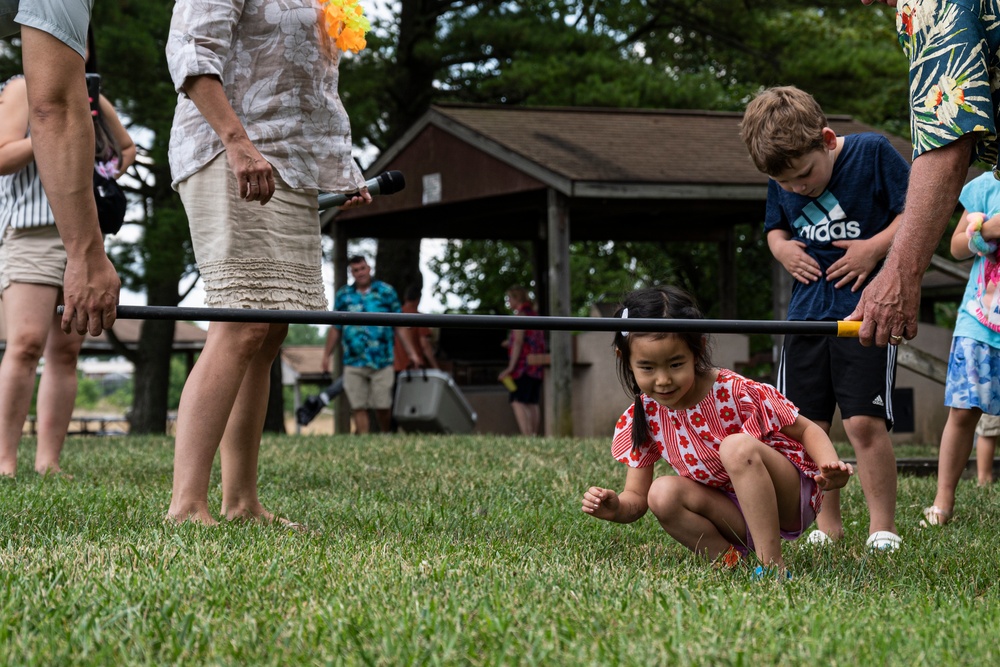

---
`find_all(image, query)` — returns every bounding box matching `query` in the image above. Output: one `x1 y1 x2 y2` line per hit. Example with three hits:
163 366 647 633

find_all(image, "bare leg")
167 321 271 524
808 420 843 540
20 27 118 336
977 435 996 486
353 409 370 434
511 401 539 435
34 308 84 474
374 408 391 433
646 475 748 560
220 323 288 521
842 414 898 536
931 407 980 517
0 283 60 476
718 434 805 569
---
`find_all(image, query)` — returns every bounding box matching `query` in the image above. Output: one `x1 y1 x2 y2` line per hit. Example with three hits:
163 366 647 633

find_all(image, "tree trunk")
263 356 286 433
375 238 422 298
129 319 175 434
129 277 181 434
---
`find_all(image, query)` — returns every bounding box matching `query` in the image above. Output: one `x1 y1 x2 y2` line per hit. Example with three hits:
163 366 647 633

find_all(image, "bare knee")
225 322 272 357
843 415 891 451
259 324 288 356
6 334 46 368
948 407 982 430
647 476 687 522
718 434 761 472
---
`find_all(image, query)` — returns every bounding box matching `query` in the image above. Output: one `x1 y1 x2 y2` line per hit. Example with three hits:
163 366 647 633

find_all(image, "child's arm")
951 209 1000 261
98 94 137 176
951 209 975 260
767 229 822 284
581 466 654 523
0 77 34 176
779 416 853 491
827 213 902 292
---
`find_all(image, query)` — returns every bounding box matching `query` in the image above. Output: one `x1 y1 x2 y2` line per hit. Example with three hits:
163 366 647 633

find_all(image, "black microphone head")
375 170 405 196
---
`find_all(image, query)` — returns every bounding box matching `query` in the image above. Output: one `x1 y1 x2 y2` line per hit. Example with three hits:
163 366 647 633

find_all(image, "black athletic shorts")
776 333 897 430
510 376 542 405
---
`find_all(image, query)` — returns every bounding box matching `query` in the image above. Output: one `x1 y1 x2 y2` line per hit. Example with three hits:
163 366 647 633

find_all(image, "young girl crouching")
581 286 854 576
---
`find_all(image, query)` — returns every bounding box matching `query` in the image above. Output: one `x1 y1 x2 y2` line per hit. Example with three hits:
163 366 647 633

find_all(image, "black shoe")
296 395 325 426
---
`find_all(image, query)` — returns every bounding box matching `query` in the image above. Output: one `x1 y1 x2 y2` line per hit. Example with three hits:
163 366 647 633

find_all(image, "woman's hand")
227 137 275 204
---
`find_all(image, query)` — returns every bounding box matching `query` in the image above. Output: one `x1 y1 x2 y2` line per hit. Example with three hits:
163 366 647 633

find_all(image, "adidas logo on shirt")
793 193 862 242
872 395 884 407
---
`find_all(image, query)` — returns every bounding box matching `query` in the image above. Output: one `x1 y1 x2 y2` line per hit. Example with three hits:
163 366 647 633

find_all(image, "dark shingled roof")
329 103 916 241
429 104 914 187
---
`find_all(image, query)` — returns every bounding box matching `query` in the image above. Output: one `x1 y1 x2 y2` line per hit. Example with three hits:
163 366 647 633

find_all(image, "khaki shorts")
178 154 326 311
12 0 93 58
976 413 1000 438
0 224 66 293
343 365 394 410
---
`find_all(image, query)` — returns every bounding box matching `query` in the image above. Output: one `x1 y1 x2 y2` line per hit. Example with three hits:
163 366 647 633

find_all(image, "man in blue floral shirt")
323 255 421 433
851 0 1000 346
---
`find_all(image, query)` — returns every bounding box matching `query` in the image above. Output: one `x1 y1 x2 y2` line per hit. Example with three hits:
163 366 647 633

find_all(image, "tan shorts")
0 224 66 293
178 153 327 311
343 365 395 410
976 413 1000 438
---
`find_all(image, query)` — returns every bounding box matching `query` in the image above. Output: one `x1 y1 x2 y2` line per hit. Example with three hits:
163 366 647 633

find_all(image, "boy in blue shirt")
740 86 910 551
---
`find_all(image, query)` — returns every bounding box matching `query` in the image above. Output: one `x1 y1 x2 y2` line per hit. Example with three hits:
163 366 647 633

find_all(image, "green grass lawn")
1 434 997 665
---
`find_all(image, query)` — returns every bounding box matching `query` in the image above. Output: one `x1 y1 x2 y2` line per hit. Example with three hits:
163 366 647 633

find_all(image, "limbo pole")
107 305 862 337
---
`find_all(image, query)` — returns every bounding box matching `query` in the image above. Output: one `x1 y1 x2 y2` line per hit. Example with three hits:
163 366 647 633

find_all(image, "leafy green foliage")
284 324 326 347
343 1 910 335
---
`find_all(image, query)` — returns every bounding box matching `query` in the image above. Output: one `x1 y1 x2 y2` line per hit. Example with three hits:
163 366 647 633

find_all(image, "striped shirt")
611 368 823 514
0 76 54 238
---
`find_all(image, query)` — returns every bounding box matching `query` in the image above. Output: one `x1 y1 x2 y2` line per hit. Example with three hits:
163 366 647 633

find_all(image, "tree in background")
93 3 198 434
0 1 908 427
342 0 907 320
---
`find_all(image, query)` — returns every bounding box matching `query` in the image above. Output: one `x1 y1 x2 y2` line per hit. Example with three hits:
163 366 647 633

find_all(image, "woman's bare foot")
224 505 308 532
166 503 219 526
36 466 73 480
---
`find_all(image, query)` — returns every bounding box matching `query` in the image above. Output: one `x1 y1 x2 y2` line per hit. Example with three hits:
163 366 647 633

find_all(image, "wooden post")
719 227 737 319
333 223 350 435
547 189 573 437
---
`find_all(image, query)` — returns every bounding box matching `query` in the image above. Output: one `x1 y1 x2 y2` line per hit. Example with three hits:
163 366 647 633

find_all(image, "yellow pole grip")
836 321 862 337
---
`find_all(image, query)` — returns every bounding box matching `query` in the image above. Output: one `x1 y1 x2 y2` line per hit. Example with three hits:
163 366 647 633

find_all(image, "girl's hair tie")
620 307 629 337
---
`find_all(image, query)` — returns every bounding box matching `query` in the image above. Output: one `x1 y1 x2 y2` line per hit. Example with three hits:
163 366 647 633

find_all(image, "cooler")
393 369 477 434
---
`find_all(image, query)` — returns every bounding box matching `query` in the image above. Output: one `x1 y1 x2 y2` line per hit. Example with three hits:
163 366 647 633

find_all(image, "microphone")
317 170 406 210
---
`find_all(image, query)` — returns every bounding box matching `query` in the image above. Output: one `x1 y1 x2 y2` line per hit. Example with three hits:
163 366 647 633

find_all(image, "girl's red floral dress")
611 369 823 514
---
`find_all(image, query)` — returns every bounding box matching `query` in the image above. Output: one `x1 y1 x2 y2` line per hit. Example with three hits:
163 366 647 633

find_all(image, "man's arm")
418 331 439 369
394 327 423 369
322 327 340 375
847 133 976 345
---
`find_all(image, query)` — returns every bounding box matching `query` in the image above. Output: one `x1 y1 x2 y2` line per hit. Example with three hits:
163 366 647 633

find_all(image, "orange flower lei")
319 0 370 53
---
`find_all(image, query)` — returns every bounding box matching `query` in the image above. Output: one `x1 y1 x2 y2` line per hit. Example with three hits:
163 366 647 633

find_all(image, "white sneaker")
807 529 833 546
866 531 902 552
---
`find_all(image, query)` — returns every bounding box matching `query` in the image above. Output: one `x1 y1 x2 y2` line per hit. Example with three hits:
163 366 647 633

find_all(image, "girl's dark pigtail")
630 392 648 456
